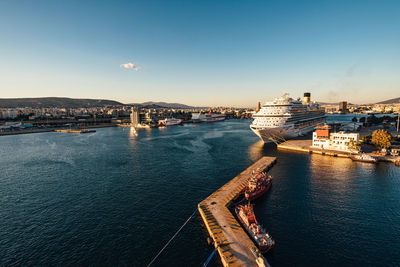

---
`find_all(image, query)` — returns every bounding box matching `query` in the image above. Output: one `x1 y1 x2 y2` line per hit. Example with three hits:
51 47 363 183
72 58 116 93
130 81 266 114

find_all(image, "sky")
0 0 399 107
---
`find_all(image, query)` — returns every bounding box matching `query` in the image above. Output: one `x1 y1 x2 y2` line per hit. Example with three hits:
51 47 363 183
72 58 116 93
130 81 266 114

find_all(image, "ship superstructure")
245 169 272 200
250 92 325 143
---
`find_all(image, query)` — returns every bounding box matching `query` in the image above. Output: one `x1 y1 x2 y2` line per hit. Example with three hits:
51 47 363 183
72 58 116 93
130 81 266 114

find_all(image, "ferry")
245 170 272 200
158 118 183 126
351 153 378 163
250 92 325 144
235 203 275 251
191 109 225 123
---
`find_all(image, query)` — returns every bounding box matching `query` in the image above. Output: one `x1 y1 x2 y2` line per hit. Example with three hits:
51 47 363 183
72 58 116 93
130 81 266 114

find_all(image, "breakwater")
198 156 276 267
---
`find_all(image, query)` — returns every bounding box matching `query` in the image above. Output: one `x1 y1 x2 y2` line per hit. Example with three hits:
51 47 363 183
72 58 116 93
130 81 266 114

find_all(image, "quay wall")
277 139 400 163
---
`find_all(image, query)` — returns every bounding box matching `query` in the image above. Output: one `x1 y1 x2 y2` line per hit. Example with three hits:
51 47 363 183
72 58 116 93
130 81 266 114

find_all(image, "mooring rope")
202 246 218 267
147 209 197 267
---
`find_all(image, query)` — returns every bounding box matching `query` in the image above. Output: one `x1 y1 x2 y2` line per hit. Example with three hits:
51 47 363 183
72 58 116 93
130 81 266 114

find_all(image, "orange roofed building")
312 125 360 152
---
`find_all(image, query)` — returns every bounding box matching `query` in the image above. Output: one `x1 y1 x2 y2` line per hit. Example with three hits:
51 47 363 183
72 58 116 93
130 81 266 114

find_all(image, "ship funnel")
304 92 311 104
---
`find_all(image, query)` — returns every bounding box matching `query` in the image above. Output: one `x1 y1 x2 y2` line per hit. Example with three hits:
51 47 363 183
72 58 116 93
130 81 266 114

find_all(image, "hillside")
130 101 208 109
0 97 123 108
375 97 400 104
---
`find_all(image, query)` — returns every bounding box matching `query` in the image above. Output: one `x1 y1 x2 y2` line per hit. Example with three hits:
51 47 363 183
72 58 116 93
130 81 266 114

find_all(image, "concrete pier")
278 139 400 164
55 129 96 134
277 139 351 157
198 156 276 267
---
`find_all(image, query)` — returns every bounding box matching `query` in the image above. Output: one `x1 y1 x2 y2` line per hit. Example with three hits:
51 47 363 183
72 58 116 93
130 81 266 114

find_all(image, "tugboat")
351 153 378 163
245 169 272 200
235 203 275 251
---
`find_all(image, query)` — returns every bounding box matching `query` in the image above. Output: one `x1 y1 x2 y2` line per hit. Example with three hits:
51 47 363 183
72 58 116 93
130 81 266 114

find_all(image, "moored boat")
351 153 378 163
158 117 183 126
191 109 226 123
245 170 272 200
235 203 275 251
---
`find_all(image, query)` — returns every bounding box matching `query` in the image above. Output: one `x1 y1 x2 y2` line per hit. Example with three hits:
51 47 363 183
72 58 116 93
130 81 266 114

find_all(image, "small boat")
158 118 183 126
235 203 275 251
245 170 272 200
191 109 226 123
351 153 378 163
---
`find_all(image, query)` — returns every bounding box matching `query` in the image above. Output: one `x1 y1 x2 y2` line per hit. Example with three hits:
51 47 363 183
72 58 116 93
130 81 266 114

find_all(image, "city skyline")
0 0 399 107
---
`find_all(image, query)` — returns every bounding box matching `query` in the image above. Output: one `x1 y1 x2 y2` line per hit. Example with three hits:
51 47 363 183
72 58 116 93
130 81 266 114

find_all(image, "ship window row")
254 123 282 127
255 119 283 122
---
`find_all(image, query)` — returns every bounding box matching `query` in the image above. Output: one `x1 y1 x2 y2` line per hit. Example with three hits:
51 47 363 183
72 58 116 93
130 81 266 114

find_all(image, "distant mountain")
375 97 400 104
0 97 123 108
130 101 208 109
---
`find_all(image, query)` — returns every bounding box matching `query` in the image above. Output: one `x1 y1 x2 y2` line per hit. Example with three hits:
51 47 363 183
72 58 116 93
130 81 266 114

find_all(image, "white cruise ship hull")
250 120 324 143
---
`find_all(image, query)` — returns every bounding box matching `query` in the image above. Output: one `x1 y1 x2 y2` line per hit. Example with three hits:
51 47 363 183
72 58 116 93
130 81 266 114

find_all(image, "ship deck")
198 156 276 267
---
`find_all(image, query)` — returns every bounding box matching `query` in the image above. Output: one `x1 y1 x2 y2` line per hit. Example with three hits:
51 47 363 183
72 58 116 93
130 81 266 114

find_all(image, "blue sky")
0 0 399 107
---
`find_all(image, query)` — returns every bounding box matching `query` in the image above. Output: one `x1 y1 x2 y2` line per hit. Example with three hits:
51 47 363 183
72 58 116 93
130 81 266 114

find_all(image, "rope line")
147 209 197 267
202 246 218 267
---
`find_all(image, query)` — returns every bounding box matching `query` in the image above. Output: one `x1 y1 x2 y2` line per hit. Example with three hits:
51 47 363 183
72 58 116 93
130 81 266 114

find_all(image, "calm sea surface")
1 118 399 266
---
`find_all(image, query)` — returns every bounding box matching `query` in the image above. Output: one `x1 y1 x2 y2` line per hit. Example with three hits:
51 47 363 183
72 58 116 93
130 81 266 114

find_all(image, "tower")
339 101 348 113
130 107 140 126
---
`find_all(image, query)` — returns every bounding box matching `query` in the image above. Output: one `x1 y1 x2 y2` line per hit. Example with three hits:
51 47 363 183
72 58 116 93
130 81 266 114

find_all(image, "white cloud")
120 62 140 71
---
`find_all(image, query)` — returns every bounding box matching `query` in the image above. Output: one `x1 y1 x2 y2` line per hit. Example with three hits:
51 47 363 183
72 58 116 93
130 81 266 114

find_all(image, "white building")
0 109 18 119
312 125 359 152
130 107 140 126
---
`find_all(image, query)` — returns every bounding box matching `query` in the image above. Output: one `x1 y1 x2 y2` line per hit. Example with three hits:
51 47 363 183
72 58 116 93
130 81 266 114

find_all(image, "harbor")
198 156 276 267
1 120 400 266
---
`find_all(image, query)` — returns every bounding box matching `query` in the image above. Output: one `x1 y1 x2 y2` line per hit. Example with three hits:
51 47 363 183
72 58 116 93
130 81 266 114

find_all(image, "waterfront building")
312 125 359 152
130 107 140 126
0 109 18 119
339 101 348 113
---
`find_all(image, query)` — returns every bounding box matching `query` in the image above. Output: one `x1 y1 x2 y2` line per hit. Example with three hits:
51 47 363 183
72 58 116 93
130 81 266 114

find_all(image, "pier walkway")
198 156 276 267
278 139 351 157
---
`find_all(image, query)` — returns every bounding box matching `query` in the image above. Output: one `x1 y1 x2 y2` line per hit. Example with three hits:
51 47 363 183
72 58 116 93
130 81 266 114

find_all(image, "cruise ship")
250 93 325 143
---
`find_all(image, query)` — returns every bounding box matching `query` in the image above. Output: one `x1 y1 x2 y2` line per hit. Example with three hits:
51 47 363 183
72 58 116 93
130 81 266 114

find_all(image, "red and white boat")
235 203 275 251
158 118 183 126
191 109 226 123
245 169 272 200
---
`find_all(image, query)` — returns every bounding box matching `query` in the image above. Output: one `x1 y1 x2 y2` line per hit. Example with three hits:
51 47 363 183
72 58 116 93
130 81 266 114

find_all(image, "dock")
277 139 351 157
55 129 96 134
198 156 276 267
277 139 400 164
